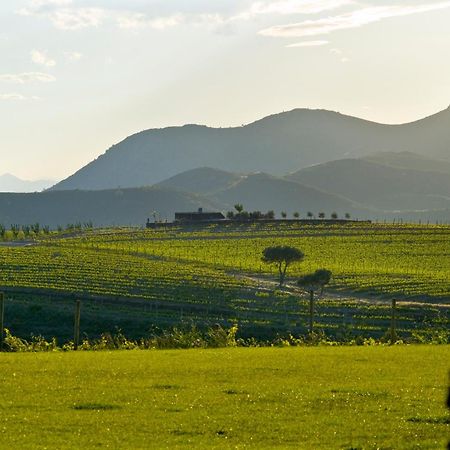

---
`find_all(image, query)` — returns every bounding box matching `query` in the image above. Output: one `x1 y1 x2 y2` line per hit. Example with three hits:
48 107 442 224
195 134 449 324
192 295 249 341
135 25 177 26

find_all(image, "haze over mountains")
0 174 54 193
1 107 450 226
287 156 450 211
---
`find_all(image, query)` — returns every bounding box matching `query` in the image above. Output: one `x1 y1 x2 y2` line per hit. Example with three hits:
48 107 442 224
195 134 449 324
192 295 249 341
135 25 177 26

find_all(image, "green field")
0 346 448 449
0 222 449 341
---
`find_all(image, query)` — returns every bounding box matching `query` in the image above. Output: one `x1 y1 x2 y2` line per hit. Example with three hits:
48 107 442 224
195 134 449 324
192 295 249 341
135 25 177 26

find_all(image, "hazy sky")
1 0 450 181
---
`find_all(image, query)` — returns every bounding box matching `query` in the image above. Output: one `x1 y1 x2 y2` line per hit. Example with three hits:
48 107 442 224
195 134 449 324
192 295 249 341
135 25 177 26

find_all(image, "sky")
1 0 450 181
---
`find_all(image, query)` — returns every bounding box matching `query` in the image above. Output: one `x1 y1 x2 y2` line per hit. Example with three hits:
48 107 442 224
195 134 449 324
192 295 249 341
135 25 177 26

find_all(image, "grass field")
0 222 448 341
0 346 449 449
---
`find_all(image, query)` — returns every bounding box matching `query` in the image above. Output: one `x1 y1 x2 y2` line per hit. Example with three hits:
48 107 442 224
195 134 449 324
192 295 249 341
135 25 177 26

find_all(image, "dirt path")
0 241 36 248
239 274 450 309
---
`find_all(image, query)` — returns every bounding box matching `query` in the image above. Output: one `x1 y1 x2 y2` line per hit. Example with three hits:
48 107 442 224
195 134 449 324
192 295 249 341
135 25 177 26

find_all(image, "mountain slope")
51 106 450 191
210 173 364 217
0 173 54 193
0 187 219 227
156 167 242 194
362 151 450 174
287 158 450 211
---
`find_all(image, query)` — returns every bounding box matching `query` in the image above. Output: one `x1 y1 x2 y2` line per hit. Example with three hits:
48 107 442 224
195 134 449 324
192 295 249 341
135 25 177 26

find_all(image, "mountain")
157 167 242 194
362 151 450 174
286 158 450 211
51 106 450 192
210 172 364 217
1 172 448 227
0 187 219 227
0 173 54 193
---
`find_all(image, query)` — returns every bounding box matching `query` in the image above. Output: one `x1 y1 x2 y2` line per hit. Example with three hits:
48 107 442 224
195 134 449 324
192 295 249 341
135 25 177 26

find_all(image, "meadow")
0 346 448 449
0 222 448 342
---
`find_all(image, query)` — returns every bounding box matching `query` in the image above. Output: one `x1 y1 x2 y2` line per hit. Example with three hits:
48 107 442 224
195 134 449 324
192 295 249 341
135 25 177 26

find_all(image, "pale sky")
1 0 450 181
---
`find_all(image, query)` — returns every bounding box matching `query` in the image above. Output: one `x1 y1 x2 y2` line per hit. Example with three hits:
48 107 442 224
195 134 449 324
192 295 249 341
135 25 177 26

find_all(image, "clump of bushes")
1 323 447 353
1 324 239 352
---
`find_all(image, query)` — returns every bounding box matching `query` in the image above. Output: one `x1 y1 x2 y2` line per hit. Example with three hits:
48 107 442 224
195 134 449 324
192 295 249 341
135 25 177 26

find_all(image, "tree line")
226 204 351 221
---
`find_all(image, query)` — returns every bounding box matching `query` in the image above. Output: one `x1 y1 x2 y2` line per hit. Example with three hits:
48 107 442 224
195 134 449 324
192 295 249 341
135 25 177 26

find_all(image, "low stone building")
174 208 225 223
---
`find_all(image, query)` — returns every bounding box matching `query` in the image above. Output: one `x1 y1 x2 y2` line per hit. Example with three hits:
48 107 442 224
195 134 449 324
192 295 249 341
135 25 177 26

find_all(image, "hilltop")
50 107 450 191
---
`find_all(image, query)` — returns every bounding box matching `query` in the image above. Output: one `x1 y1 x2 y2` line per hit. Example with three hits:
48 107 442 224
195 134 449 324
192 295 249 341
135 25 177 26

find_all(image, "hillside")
211 172 364 216
287 158 450 211
50 106 450 191
0 187 219 227
156 167 242 194
0 173 54 193
362 151 450 174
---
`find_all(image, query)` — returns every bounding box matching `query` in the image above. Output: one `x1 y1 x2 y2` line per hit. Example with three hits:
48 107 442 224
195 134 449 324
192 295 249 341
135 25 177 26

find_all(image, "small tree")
234 204 244 214
345 213 351 220
266 210 275 219
318 212 325 219
249 211 263 220
307 212 313 219
281 211 287 219
331 212 338 219
262 246 304 287
297 269 332 334
293 212 300 219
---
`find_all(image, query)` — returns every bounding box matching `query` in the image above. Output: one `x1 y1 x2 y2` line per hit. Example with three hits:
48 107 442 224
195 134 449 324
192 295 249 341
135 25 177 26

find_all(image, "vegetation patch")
71 403 121 411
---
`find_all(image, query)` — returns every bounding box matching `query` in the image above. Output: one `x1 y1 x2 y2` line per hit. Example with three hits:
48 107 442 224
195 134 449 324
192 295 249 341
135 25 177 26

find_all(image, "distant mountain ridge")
362 151 450 174
2 153 450 226
0 173 54 193
50 106 450 191
0 187 219 227
286 157 450 211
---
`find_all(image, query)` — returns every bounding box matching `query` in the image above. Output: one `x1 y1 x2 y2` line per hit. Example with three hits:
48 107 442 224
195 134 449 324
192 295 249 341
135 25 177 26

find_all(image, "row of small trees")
0 221 94 240
261 245 332 334
226 204 351 220
0 223 50 240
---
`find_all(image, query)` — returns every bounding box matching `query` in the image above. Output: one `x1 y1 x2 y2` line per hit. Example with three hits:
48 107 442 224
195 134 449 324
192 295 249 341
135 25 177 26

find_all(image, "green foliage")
3 328 59 352
1 325 239 352
262 245 304 286
298 269 332 292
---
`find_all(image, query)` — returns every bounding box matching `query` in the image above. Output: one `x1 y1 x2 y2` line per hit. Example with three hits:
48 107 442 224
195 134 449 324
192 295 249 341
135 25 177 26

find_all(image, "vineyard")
0 222 448 341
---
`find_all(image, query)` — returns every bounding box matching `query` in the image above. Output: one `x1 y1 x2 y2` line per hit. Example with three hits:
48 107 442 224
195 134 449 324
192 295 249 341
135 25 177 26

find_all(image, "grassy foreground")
0 346 449 449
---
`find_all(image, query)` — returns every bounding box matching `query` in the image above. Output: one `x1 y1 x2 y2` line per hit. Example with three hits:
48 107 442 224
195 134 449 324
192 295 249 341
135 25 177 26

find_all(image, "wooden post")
309 290 314 334
0 292 4 351
390 299 397 345
74 300 81 350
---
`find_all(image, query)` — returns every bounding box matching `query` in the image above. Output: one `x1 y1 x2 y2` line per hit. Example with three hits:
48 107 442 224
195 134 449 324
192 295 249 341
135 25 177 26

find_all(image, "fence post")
309 291 314 334
74 300 81 350
0 292 4 351
390 299 397 345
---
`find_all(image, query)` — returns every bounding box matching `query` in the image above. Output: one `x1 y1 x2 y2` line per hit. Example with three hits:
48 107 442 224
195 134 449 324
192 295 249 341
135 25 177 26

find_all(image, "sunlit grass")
0 346 449 449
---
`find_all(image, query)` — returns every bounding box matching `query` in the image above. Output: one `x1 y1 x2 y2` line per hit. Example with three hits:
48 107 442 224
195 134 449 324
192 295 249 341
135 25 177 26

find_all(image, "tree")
226 211 235 220
249 211 263 220
266 210 275 219
297 269 332 334
331 212 338 219
262 246 304 287
293 212 300 219
281 211 287 218
234 204 244 214
318 212 325 219
345 213 351 220
307 211 313 219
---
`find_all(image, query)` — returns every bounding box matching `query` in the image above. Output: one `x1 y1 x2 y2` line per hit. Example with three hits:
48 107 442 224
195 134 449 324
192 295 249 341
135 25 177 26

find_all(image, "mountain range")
50 106 450 192
0 173 53 193
1 107 450 226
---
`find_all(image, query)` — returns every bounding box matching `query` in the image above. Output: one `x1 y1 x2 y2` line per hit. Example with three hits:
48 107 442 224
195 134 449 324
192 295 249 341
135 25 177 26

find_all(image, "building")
174 208 226 223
